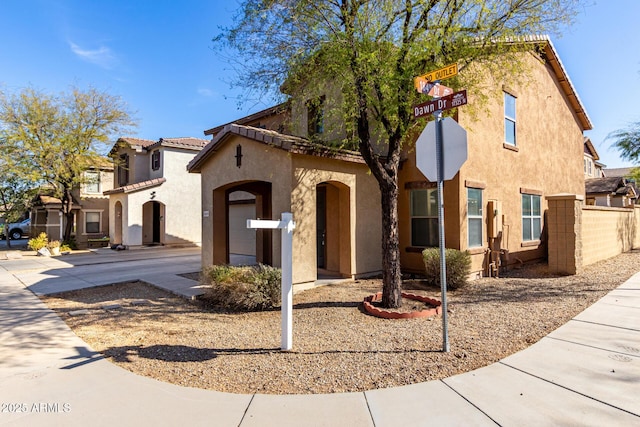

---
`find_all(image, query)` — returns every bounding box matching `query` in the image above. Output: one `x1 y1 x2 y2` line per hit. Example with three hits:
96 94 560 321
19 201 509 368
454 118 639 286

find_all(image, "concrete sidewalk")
0 248 639 426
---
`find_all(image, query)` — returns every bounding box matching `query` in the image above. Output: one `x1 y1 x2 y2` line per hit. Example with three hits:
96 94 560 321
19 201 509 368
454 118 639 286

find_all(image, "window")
151 150 161 171
118 154 129 186
504 92 516 145
522 194 541 241
84 171 100 194
85 212 101 234
467 188 483 247
410 189 439 247
307 96 325 138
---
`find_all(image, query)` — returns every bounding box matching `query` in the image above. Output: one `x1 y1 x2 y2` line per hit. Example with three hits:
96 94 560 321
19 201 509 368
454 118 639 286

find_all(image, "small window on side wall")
522 194 541 241
504 92 516 146
467 188 483 247
151 150 161 171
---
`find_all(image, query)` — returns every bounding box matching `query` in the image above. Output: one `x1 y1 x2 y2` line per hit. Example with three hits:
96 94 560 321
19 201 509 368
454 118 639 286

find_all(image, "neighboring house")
584 137 605 178
31 159 114 248
585 176 637 207
105 137 208 247
188 36 592 285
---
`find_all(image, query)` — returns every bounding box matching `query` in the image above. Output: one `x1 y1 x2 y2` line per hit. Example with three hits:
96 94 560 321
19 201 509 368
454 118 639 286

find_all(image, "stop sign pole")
434 109 450 353
413 64 466 353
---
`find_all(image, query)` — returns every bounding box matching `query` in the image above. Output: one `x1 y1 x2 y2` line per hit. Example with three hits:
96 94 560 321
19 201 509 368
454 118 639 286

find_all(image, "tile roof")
103 177 166 195
585 176 637 198
188 124 365 173
604 167 635 178
204 102 289 136
112 137 210 154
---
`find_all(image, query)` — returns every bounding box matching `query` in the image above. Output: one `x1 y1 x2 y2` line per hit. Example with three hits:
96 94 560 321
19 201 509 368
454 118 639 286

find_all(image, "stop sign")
415 117 467 181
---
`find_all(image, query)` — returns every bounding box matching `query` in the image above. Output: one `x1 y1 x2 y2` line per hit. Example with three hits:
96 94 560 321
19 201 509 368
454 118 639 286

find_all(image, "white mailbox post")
247 212 295 350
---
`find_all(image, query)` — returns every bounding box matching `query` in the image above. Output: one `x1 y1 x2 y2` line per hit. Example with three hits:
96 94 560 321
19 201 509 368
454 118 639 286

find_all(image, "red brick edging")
363 292 441 319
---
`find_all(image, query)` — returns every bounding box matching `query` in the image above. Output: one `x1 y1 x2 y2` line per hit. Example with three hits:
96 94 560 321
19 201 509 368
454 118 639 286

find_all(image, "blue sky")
1 1 638 168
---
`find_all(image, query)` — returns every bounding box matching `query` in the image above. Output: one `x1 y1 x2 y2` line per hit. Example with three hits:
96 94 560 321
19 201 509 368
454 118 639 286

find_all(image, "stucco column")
547 194 583 275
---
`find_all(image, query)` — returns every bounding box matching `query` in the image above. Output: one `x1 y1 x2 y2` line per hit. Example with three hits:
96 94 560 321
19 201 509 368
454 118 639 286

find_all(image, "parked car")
1 218 31 240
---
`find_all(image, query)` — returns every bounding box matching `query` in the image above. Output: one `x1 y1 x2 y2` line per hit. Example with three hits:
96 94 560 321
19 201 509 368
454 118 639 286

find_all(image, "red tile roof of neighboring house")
103 177 166 195
112 136 210 154
187 124 365 173
203 102 289 136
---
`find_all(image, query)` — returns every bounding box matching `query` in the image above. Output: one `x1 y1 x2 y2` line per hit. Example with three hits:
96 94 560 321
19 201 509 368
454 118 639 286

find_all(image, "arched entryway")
114 201 123 244
211 181 272 266
142 201 165 246
316 181 351 279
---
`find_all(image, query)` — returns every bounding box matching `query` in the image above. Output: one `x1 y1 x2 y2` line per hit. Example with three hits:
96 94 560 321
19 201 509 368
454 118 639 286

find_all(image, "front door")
152 201 161 244
316 186 326 269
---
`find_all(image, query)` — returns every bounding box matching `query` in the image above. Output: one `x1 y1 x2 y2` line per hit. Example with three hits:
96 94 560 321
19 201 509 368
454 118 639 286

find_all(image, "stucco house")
105 137 208 247
188 36 592 286
31 159 114 248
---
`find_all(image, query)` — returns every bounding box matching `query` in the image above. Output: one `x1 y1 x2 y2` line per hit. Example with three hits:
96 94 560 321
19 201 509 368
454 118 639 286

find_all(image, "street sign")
415 117 468 181
413 63 458 92
428 83 453 97
413 90 468 119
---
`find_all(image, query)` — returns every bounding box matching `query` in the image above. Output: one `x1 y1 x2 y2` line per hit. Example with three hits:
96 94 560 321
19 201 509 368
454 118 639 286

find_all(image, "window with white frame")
504 92 516 146
410 189 439 247
467 188 483 247
85 211 101 234
522 194 541 241
84 171 100 194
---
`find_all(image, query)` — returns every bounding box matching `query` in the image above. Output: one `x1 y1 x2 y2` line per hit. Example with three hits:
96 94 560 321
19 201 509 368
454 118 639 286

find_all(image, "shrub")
422 248 471 290
60 243 72 252
47 240 61 249
28 232 49 251
201 264 281 311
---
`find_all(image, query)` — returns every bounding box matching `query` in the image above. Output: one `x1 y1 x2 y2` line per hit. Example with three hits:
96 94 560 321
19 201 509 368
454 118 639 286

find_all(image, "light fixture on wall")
150 191 156 200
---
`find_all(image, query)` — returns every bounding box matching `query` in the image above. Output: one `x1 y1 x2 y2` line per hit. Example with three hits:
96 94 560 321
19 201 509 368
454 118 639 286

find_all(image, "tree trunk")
379 179 403 308
61 186 74 243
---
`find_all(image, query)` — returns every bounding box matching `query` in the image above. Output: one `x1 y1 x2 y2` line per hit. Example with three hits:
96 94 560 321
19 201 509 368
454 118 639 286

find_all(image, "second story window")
504 92 516 146
151 150 161 171
84 170 101 194
307 96 325 138
118 154 129 187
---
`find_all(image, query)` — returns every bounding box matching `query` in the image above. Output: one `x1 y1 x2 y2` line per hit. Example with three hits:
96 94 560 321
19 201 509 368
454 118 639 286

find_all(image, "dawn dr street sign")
416 117 468 181
413 90 468 119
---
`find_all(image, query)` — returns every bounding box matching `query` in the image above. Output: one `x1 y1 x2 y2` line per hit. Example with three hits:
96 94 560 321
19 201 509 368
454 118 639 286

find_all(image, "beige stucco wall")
400 51 587 276
581 205 636 266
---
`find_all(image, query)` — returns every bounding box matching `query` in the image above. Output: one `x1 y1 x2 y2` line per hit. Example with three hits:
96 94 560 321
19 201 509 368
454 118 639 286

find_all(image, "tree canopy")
216 0 583 307
0 86 135 242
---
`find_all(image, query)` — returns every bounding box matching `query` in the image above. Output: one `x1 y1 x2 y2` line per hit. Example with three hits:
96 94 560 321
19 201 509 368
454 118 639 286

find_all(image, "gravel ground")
41 251 640 395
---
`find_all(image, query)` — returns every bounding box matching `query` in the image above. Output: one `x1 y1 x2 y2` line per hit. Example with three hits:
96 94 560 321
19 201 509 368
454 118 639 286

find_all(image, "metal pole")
281 212 294 350
434 110 450 353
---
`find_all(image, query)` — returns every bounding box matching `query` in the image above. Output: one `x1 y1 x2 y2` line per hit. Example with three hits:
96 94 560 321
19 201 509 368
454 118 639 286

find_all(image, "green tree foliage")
216 0 582 308
610 122 640 178
0 86 135 243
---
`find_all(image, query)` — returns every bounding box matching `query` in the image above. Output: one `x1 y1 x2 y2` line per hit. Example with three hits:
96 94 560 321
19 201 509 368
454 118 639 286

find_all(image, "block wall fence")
547 194 640 274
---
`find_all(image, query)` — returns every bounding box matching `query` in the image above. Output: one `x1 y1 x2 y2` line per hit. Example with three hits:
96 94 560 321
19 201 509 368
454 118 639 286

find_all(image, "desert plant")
201 264 281 311
27 232 48 251
422 248 472 290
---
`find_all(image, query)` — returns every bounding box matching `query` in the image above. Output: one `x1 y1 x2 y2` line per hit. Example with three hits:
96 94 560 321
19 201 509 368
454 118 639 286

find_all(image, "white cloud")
69 41 117 69
197 87 216 97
